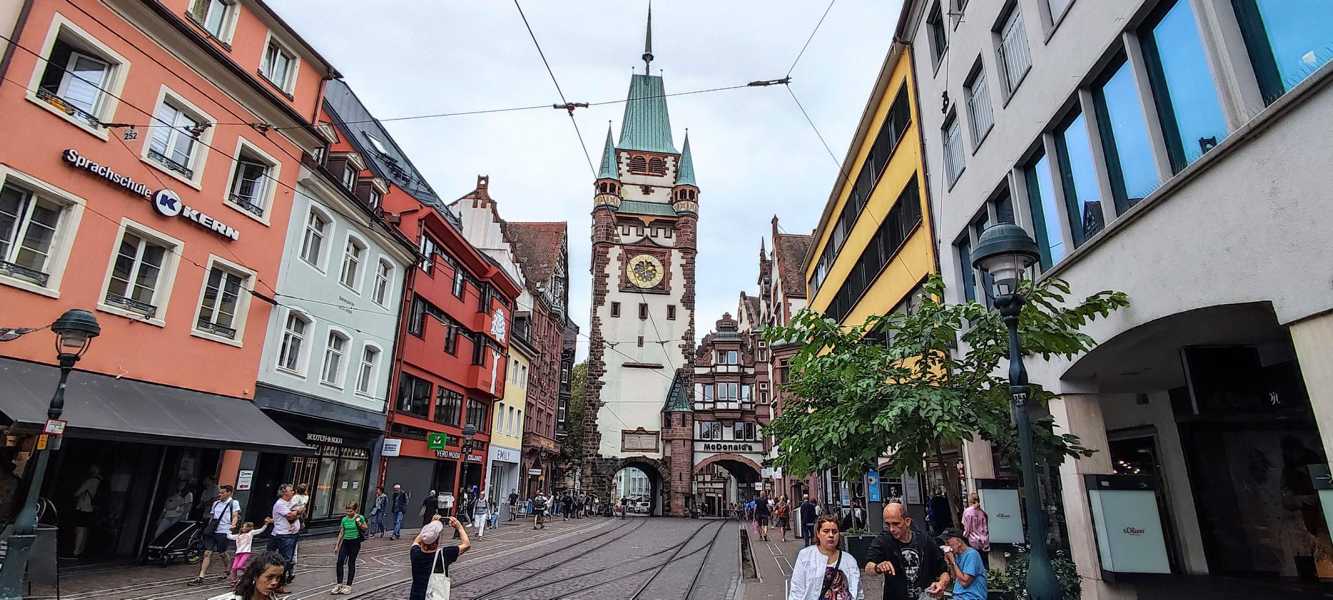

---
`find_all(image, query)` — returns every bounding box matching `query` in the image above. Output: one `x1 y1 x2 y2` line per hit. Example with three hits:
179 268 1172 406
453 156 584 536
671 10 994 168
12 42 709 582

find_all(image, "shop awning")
0 358 311 453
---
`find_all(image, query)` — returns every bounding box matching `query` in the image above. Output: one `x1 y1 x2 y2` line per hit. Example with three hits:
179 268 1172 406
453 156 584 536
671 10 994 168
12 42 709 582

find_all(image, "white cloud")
268 0 900 359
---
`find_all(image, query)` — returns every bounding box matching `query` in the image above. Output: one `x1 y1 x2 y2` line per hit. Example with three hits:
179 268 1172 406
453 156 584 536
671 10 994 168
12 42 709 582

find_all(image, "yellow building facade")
804 43 934 326
487 342 532 504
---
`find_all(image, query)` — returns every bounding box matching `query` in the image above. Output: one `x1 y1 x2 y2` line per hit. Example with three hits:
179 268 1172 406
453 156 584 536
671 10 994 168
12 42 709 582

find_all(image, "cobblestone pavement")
27 517 743 600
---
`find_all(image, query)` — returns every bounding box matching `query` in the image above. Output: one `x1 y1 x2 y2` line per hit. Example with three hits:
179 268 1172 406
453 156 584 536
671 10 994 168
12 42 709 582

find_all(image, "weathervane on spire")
642 1 654 73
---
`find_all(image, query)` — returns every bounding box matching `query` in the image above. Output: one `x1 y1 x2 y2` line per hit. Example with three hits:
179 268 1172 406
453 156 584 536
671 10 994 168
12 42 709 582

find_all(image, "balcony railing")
0 260 49 286
229 193 265 217
195 319 236 339
36 88 100 128
105 293 158 318
148 149 195 179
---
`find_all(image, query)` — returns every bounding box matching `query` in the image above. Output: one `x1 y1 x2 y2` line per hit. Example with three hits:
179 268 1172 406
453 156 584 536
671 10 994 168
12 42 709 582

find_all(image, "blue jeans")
371 511 386 536
393 511 405 538
268 534 298 582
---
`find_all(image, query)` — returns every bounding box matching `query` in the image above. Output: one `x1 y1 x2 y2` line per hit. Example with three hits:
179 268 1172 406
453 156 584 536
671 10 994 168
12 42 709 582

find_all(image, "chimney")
473 175 491 207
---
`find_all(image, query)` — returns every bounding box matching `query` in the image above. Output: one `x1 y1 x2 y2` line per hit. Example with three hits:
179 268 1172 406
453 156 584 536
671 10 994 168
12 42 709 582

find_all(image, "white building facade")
901 0 1333 596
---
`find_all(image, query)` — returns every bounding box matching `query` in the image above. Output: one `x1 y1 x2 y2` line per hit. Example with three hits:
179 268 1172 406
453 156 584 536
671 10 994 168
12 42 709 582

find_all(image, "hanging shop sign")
381 438 402 457
63 148 240 241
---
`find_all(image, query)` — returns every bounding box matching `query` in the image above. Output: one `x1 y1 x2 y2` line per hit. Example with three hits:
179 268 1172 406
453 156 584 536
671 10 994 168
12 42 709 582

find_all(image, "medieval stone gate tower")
582 7 697 515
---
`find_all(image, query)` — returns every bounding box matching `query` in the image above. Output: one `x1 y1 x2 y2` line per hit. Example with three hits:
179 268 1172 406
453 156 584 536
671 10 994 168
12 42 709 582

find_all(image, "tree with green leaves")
762 275 1128 523
559 361 589 468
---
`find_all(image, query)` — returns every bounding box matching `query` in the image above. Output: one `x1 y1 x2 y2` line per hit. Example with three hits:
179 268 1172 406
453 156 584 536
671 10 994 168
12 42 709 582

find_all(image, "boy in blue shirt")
941 528 987 600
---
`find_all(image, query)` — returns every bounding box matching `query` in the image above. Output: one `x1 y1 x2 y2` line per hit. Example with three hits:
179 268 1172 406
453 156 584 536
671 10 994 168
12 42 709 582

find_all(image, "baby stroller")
144 520 204 566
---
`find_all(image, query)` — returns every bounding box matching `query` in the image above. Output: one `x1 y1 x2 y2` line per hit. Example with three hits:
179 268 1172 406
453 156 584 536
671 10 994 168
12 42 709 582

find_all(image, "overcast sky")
269 0 900 359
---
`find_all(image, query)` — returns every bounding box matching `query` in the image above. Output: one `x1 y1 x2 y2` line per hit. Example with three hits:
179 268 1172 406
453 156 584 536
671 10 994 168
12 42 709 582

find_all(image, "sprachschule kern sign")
63 148 240 241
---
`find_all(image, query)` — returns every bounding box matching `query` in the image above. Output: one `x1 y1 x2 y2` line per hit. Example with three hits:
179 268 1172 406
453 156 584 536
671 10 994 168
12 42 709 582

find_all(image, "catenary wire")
786 0 839 77
513 0 597 177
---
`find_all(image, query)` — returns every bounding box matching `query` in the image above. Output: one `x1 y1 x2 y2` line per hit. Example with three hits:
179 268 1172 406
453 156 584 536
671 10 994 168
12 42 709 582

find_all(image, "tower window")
639 303 648 320
667 305 676 320
629 156 647 173
611 301 621 318
637 336 644 347
648 157 665 175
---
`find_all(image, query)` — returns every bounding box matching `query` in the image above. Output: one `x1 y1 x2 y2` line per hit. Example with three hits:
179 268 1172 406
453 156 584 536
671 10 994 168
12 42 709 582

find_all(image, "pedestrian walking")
330 501 368 595
369 486 388 538
266 484 301 593
926 488 952 537
788 514 862 600
532 492 548 529
391 484 409 540
960 492 990 569
288 484 309 581
206 550 287 600
409 516 470 600
940 528 986 600
225 518 271 584
508 490 519 521
775 497 791 542
755 492 772 541
800 495 819 546
863 503 949 600
189 484 240 586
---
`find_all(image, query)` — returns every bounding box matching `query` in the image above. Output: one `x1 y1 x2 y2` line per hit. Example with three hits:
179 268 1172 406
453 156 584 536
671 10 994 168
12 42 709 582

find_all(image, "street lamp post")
452 423 478 517
971 224 1061 600
0 310 100 599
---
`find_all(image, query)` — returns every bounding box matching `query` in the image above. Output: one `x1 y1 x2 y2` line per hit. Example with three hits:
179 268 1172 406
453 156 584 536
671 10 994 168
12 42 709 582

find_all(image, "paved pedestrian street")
28 517 742 600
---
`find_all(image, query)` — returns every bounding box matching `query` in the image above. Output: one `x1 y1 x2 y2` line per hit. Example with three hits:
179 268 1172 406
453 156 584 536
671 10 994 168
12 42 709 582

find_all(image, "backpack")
533 496 547 510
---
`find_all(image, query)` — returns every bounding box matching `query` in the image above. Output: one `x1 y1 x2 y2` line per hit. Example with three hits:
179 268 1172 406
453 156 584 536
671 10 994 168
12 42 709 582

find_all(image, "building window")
1140 0 1228 172
320 331 349 386
148 97 206 180
995 4 1032 98
103 229 171 319
444 322 458 354
419 234 438 273
195 262 249 341
822 180 923 323
434 388 462 426
367 189 382 210
339 236 366 291
1046 0 1074 25
971 213 996 309
189 0 234 40
38 44 109 127
964 63 993 146
466 398 488 433
355 345 379 395
471 335 485 366
734 421 757 441
698 421 722 440
452 264 466 298
638 303 648 320
407 296 426 337
1055 111 1105 246
0 181 74 290
955 235 976 303
942 113 965 185
1023 150 1066 270
227 157 270 217
372 259 393 306
398 373 431 418
261 39 297 92
300 208 329 268
1093 59 1160 213
628 156 647 173
666 305 676 320
277 311 309 373
927 2 948 68
647 157 665 175
1233 0 1333 105
341 164 357 191
611 301 621 317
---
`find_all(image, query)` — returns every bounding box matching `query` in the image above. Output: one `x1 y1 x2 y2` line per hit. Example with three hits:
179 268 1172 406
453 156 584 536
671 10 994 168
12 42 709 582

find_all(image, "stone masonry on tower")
583 7 697 516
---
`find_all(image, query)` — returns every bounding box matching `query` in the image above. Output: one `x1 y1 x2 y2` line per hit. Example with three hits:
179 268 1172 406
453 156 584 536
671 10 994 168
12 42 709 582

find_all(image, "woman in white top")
789 514 862 600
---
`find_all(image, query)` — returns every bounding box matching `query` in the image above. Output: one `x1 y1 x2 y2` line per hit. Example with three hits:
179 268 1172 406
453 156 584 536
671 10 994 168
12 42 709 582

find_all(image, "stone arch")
693 452 762 475
583 455 672 516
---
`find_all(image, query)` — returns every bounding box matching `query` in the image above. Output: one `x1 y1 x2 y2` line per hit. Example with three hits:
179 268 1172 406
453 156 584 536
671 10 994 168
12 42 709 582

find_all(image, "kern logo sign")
63 148 240 241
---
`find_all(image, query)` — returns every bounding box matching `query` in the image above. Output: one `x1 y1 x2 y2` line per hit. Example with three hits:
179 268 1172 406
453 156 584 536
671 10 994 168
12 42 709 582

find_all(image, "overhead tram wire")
786 0 840 77
513 0 597 177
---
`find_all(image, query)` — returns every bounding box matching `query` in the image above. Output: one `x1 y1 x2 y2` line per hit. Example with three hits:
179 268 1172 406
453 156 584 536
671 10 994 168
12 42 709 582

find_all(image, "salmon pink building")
0 0 335 559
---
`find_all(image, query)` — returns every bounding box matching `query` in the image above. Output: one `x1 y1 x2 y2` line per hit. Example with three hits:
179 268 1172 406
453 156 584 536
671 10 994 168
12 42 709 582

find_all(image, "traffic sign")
427 432 447 450
44 419 66 435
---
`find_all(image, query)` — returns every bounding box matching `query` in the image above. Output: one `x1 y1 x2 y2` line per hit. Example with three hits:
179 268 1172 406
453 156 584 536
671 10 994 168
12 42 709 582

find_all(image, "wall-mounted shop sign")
700 442 758 453
466 453 484 463
63 148 240 241
305 432 344 445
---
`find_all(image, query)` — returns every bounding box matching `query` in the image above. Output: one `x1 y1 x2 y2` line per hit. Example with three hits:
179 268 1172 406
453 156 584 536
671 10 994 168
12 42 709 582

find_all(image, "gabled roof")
503 222 567 286
618 74 676 154
775 233 813 298
676 132 696 186
322 80 459 228
740 292 760 324
598 125 618 180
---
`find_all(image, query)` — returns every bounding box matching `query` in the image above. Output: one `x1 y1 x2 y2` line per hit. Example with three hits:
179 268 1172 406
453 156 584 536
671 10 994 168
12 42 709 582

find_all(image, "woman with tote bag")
409 516 470 600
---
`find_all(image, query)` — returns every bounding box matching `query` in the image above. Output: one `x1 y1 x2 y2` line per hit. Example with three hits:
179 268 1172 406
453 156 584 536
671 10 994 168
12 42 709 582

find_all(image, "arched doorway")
694 453 763 517
584 456 670 516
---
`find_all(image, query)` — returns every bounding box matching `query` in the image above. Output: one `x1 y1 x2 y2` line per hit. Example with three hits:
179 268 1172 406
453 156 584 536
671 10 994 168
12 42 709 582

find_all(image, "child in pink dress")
226 517 272 584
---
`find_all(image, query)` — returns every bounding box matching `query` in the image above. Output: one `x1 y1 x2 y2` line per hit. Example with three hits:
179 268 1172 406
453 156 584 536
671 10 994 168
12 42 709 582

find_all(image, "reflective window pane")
1094 61 1159 212
1236 0 1333 103
1025 152 1067 269
1056 113 1105 246
1143 0 1228 170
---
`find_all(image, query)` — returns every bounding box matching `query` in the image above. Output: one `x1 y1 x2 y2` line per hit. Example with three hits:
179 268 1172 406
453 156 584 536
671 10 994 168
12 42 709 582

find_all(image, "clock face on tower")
626 254 665 289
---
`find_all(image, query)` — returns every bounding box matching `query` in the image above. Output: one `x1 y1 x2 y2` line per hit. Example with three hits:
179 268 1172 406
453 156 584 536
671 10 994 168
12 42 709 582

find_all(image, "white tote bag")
426 547 451 600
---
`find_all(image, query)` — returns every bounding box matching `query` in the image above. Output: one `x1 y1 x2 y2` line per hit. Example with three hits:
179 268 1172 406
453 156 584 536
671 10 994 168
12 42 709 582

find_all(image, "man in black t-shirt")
863 503 949 600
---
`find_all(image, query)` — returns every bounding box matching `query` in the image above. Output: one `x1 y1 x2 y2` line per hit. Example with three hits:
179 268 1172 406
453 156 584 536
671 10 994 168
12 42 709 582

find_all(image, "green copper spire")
618 74 675 154
676 131 696 186
598 123 618 179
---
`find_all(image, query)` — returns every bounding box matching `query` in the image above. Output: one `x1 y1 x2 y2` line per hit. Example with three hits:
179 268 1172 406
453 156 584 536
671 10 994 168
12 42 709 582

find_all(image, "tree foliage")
761 275 1129 480
559 361 589 466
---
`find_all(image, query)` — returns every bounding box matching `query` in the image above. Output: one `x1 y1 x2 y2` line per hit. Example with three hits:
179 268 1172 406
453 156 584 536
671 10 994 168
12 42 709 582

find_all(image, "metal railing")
0 261 49 286
195 319 236 339
105 293 158 318
148 149 194 179
228 194 265 217
36 88 100 129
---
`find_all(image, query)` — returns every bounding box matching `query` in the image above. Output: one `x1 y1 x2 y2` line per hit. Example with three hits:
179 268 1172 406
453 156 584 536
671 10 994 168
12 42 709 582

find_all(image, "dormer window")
341 163 357 191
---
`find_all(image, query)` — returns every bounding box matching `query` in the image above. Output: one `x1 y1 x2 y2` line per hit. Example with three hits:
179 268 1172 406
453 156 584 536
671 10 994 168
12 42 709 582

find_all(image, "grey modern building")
899 0 1332 596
